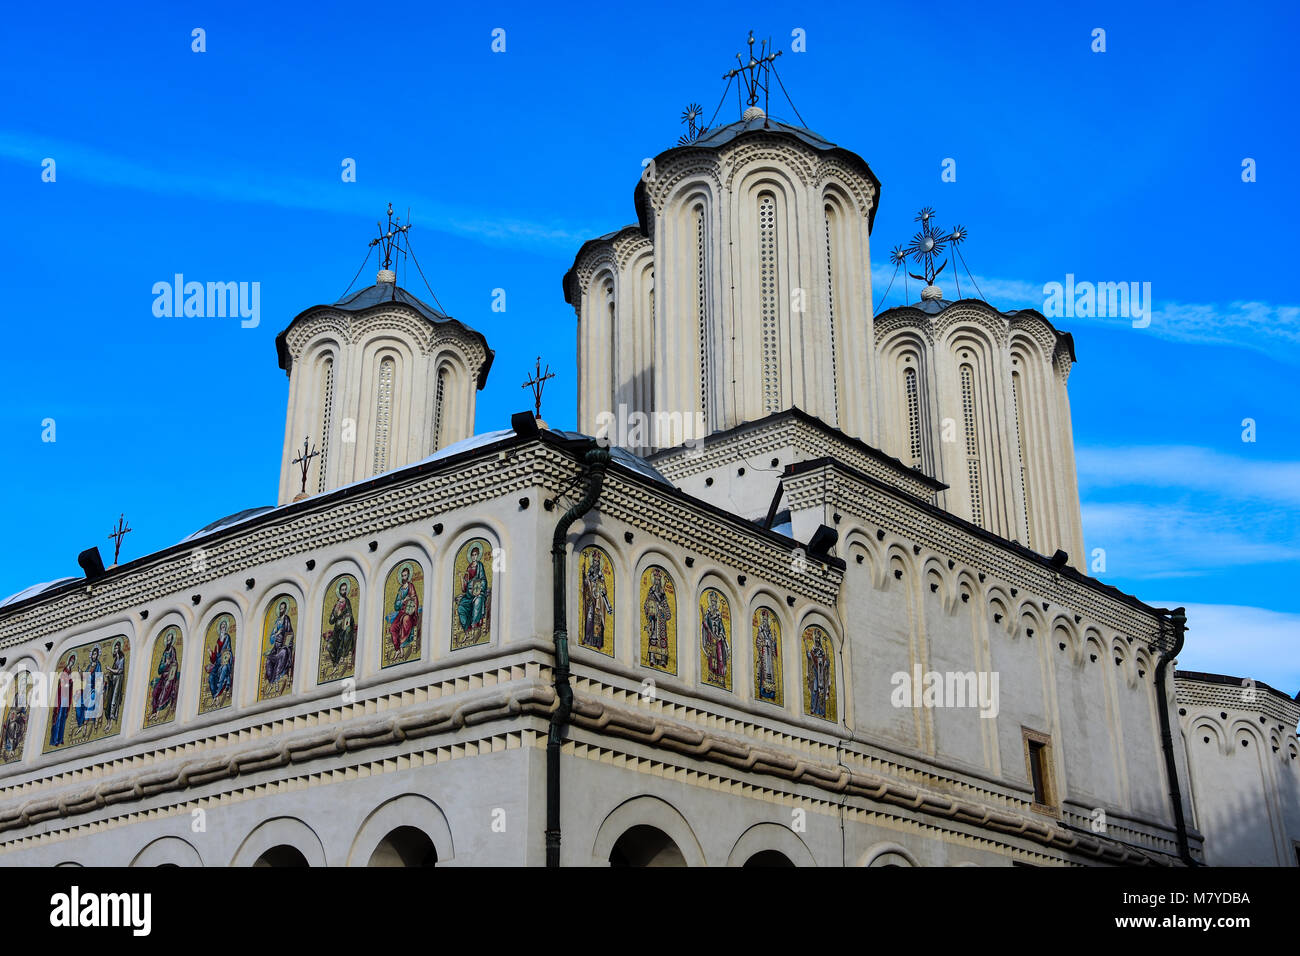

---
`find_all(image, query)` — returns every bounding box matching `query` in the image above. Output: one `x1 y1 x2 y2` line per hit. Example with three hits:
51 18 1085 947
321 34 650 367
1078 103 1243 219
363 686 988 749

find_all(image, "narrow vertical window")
904 366 922 467
1012 369 1033 548
824 206 838 418
373 357 395 475
696 206 708 425
432 366 447 450
317 356 334 492
1023 729 1056 810
759 194 780 412
960 363 983 527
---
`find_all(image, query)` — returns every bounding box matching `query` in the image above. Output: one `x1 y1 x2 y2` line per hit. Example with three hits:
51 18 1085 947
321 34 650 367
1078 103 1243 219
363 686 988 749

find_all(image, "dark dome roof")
632 113 882 235
275 281 494 387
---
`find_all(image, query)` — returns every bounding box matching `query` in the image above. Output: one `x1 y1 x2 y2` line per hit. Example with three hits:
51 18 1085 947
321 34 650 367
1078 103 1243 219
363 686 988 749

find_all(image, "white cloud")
1082 501 1300 578
1158 602 1300 699
1076 446 1300 508
0 130 591 251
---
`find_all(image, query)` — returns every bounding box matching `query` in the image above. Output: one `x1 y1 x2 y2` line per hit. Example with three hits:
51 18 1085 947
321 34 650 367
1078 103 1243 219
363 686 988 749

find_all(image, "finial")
722 30 782 117
678 103 708 145
107 513 132 567
292 438 320 499
522 356 555 424
369 202 412 282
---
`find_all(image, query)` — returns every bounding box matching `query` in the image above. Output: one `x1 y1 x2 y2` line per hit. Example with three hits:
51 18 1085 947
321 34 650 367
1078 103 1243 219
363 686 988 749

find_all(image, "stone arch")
858 841 919 867
346 793 455 866
1190 715 1228 756
231 816 328 867
443 524 504 655
747 589 790 710
591 795 706 866
247 576 309 706
138 611 187 733
571 527 627 665
373 542 434 672
796 612 843 726
878 327 939 474
842 528 885 589
726 821 817 866
921 556 955 614
130 836 204 867
695 571 741 695
631 549 687 681
987 586 1013 635
310 555 369 689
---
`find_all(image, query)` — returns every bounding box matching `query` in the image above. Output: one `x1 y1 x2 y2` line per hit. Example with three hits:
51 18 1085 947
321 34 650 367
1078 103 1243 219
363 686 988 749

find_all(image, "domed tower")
564 96 881 452
873 210 1084 558
274 211 493 504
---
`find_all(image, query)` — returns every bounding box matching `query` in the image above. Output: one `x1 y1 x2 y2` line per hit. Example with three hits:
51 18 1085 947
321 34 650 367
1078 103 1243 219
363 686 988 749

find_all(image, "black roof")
275 282 495 388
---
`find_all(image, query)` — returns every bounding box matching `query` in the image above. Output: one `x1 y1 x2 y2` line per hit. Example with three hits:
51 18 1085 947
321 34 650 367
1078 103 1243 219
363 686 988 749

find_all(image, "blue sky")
1 1 1296 691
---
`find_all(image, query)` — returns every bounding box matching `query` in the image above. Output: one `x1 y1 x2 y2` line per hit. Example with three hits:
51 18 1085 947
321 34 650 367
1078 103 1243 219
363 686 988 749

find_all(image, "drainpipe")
1154 606 1195 866
546 446 610 867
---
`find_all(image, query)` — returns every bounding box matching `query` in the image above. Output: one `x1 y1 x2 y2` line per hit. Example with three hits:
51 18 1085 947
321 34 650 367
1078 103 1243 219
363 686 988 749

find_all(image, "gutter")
546 445 610 867
1154 606 1195 866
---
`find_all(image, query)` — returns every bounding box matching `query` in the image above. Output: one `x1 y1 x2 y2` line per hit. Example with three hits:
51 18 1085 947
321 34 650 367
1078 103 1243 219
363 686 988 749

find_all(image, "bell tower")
564 37 881 452
274 207 494 504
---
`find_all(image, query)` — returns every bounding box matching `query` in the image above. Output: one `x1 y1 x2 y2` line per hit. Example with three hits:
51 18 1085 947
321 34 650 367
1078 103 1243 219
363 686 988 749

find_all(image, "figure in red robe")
386 565 421 660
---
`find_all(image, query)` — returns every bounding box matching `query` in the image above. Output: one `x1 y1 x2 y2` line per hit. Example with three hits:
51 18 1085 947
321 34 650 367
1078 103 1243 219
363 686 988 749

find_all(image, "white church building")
0 72 1296 867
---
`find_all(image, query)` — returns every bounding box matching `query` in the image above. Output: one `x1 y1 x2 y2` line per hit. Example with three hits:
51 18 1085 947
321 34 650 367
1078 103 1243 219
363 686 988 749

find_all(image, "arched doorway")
253 845 310 867
367 826 437 867
609 825 687 867
743 849 795 867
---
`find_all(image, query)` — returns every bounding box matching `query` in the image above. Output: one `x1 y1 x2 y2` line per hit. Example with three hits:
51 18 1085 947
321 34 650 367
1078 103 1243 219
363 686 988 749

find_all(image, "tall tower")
273 209 493 504
564 41 880 452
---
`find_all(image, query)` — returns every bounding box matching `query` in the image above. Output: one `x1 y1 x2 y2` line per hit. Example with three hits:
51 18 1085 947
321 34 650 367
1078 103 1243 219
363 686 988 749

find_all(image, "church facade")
0 96 1295 867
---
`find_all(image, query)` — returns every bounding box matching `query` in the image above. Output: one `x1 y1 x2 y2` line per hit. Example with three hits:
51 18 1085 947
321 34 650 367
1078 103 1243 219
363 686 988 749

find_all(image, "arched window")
960 363 983 527
695 205 709 425
824 205 839 413
758 193 781 412
432 366 447 450
317 356 334 492
904 366 923 467
1011 368 1034 548
373 357 395 474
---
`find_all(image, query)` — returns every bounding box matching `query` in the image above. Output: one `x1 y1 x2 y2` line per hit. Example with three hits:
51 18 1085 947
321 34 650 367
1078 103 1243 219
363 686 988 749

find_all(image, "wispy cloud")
1158 602 1300 697
0 130 592 251
872 267 1300 363
1077 446 1300 508
1082 501 1300 578
1077 445 1300 578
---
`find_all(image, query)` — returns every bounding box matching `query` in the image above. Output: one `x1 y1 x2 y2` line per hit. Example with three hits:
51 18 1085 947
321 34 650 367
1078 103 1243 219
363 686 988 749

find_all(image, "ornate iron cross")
369 202 412 270
107 513 132 565
723 30 782 108
522 356 555 419
292 438 320 493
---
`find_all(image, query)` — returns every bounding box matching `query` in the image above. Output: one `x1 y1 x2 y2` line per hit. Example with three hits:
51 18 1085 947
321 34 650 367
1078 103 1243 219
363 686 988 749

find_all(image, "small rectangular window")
1023 728 1056 813
1028 741 1048 804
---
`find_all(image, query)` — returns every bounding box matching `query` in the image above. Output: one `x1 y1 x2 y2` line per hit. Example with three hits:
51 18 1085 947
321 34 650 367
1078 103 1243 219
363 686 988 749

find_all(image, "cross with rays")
369 202 412 270
723 30 782 108
292 438 320 494
107 513 132 565
522 356 555 419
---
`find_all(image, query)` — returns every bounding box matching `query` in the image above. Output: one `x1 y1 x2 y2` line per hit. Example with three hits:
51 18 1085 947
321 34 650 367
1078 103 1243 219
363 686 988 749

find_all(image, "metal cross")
292 438 320 493
369 202 412 270
107 513 132 565
522 356 555 419
723 31 782 108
